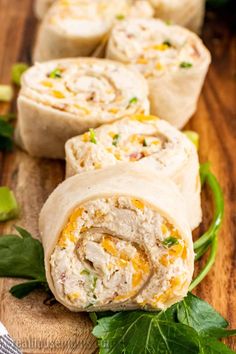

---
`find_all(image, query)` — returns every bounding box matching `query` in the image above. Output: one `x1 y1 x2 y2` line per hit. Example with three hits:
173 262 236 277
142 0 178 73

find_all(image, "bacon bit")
129 152 144 161
132 199 145 210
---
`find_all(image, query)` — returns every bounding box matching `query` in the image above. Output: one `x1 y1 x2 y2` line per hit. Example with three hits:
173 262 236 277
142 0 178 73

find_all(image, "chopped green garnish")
180 62 193 69
183 130 199 150
0 187 19 222
116 14 125 20
165 20 172 25
163 40 171 47
89 128 97 144
112 134 120 146
0 85 13 102
93 276 98 289
11 63 29 86
0 118 14 151
49 68 62 79
162 236 179 248
143 138 148 147
129 97 138 105
80 269 90 276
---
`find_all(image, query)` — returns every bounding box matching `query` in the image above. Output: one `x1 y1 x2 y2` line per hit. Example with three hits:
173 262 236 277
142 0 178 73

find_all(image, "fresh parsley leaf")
0 118 14 151
162 236 179 248
199 336 236 354
180 62 193 69
112 134 120 146
49 68 62 79
129 97 138 105
0 226 46 297
89 128 97 144
177 293 228 334
10 279 46 299
0 187 19 221
11 63 29 86
93 310 200 354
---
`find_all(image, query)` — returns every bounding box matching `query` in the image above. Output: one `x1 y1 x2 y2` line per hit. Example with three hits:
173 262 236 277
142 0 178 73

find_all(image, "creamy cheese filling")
47 0 129 36
50 196 190 309
109 19 202 78
67 115 190 174
23 61 146 117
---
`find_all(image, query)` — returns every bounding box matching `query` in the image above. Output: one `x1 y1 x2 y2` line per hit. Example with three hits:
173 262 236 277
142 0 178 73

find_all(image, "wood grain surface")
0 0 235 353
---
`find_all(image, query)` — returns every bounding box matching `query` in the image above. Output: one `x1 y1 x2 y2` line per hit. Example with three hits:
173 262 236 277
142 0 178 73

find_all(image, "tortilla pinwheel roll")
39 164 194 312
106 18 211 128
34 0 54 20
66 115 202 230
149 0 205 33
16 58 149 159
33 0 153 62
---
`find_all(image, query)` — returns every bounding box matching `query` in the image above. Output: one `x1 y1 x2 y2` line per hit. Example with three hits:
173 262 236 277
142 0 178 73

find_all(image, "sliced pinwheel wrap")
149 0 205 33
106 18 211 128
16 58 149 158
65 115 202 230
39 164 194 312
33 0 154 62
34 0 55 19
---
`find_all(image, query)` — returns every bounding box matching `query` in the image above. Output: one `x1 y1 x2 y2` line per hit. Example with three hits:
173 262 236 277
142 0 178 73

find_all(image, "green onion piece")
11 63 29 86
183 130 199 150
163 40 171 47
89 128 97 144
180 62 193 69
190 163 224 290
112 134 120 146
80 269 90 276
116 14 125 20
165 20 172 25
0 85 13 102
0 187 19 222
129 97 138 105
49 68 62 79
143 138 148 147
162 237 179 248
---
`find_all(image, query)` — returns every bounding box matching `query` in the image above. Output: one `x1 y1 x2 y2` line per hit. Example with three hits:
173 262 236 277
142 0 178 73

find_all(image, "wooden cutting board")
0 1 235 353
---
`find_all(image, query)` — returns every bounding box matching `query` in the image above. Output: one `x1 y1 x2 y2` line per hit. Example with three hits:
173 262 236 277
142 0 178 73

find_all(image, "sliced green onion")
163 40 171 47
183 130 199 150
129 97 138 105
49 68 62 79
143 139 148 147
116 14 125 20
0 187 19 222
162 237 179 248
80 269 90 276
0 85 13 102
180 62 193 69
89 128 97 144
11 63 29 86
112 134 120 146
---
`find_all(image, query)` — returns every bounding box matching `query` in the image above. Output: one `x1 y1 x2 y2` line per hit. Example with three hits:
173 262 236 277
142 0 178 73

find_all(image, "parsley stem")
194 163 224 252
191 163 224 290
189 236 218 291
